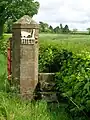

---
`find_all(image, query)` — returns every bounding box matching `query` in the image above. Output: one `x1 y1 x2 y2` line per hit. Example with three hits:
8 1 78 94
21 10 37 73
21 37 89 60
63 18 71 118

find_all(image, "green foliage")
0 35 10 55
55 52 90 118
39 22 52 33
0 0 40 36
39 42 90 119
1 34 90 119
0 93 71 120
54 26 60 33
63 25 70 33
4 19 13 33
0 0 39 21
39 22 70 34
49 25 54 33
87 28 90 35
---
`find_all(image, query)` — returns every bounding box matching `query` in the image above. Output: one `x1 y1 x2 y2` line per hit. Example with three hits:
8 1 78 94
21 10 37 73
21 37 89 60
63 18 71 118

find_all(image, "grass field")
0 33 90 119
39 34 90 54
2 33 90 53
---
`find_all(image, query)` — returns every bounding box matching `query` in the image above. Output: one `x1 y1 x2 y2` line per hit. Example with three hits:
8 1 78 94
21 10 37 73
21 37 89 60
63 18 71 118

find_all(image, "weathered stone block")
34 73 58 102
11 15 39 99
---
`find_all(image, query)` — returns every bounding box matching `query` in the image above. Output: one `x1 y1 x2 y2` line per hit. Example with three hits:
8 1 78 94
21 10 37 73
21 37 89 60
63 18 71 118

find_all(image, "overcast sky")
33 0 90 31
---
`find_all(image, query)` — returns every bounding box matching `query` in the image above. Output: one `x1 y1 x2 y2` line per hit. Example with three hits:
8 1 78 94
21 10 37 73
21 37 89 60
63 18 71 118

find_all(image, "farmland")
0 34 90 119
39 33 90 53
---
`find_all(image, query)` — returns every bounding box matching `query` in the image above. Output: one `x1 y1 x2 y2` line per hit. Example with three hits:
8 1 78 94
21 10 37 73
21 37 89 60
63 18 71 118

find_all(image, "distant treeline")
71 32 89 35
39 22 89 35
4 20 90 35
39 22 70 34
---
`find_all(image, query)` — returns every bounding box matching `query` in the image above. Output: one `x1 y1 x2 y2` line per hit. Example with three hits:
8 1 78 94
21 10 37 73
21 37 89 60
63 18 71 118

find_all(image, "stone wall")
34 73 58 102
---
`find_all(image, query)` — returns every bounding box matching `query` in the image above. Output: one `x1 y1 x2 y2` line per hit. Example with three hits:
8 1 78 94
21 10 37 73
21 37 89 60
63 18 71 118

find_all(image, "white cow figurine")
21 29 35 39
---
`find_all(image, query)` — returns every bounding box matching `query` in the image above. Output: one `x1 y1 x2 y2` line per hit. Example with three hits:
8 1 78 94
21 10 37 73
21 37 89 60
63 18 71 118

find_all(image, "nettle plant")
39 44 90 118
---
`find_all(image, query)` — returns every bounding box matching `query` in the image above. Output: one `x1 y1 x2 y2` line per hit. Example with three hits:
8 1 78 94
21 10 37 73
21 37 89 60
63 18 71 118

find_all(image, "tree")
39 22 46 32
60 24 63 29
87 28 90 35
0 0 39 37
43 23 49 33
60 24 63 33
49 25 53 33
39 22 44 32
54 26 60 33
63 25 69 33
39 22 50 33
5 18 13 33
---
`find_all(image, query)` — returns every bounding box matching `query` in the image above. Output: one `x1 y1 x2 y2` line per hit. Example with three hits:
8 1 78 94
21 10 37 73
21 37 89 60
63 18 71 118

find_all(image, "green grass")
0 92 71 120
0 33 90 119
0 54 7 75
0 34 8 90
39 34 90 54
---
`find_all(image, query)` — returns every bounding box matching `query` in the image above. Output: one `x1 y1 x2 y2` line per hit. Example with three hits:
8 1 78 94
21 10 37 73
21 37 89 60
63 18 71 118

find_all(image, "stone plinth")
12 15 39 98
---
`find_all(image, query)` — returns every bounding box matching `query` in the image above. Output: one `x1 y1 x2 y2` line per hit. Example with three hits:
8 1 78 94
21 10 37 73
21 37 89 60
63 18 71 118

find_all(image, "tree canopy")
39 22 70 34
0 0 40 37
87 28 90 34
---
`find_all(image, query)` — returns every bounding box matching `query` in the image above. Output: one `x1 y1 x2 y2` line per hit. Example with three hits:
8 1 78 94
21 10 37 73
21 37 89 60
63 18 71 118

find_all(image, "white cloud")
34 0 90 30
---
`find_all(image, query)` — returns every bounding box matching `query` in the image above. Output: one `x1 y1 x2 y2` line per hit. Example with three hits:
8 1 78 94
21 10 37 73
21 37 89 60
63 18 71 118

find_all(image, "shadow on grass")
47 102 72 120
31 100 72 120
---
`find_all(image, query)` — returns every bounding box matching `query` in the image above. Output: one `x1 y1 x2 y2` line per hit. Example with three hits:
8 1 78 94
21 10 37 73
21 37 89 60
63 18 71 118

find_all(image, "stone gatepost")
12 15 39 99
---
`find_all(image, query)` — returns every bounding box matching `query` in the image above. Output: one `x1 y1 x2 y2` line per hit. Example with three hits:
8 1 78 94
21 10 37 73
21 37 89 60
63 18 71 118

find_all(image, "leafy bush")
39 44 73 73
39 44 90 119
0 35 11 56
4 19 13 33
55 53 90 119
